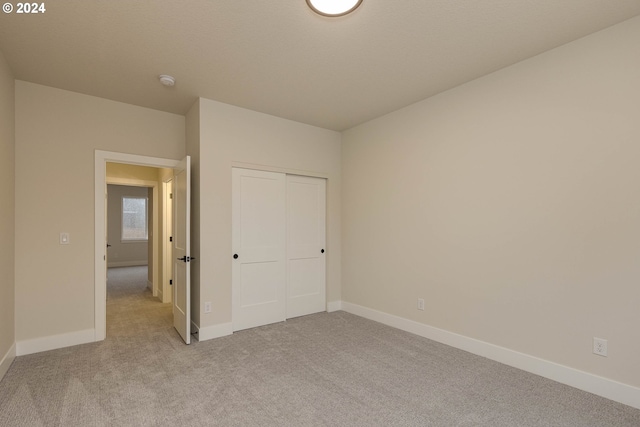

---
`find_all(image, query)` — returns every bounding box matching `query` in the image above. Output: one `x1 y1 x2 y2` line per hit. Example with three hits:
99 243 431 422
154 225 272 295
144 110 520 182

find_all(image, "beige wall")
106 185 149 267
0 51 15 369
342 16 640 387
15 81 185 342
106 163 161 182
190 98 341 331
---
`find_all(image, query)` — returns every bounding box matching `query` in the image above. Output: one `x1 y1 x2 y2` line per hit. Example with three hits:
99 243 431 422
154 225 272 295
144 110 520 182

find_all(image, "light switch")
60 232 70 245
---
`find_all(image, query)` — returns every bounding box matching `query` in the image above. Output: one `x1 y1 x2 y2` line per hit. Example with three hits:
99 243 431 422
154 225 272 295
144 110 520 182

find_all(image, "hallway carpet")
1 267 639 426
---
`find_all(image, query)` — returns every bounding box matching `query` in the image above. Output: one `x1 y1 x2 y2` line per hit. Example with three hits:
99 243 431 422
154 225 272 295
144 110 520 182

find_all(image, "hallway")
106 266 174 339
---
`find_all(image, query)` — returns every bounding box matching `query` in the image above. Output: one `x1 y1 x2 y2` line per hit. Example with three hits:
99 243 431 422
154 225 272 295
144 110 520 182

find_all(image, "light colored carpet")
1 267 639 426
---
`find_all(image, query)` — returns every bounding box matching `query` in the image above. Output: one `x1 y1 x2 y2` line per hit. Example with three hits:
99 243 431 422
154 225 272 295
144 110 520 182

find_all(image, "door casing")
162 178 174 304
94 150 182 342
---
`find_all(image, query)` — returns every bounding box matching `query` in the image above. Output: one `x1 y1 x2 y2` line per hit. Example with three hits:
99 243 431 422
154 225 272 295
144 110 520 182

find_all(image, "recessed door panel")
241 262 280 307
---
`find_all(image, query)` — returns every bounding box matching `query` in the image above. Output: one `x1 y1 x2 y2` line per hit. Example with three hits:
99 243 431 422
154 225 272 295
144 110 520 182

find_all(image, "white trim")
230 161 329 180
95 150 182 342
340 301 640 410
107 260 149 268
0 342 16 381
197 323 233 341
327 300 342 312
107 177 158 187
16 329 95 356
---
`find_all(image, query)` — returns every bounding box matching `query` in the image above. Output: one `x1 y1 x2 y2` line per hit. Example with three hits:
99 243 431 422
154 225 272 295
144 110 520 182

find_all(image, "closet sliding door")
232 168 286 332
232 168 326 332
286 175 326 319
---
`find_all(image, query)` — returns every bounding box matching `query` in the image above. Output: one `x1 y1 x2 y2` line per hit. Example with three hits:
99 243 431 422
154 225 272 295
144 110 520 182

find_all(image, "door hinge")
170 279 173 285
169 236 173 242
169 193 173 199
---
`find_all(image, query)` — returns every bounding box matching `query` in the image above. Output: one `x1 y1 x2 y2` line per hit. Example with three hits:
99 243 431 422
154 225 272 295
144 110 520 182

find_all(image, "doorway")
95 151 191 344
106 182 153 286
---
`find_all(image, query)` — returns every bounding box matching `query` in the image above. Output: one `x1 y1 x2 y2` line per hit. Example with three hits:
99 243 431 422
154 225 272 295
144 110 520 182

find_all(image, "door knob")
233 254 239 259
321 249 325 253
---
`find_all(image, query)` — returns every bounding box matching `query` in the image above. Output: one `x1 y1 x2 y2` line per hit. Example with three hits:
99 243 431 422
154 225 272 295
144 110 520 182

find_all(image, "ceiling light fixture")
306 0 362 17
158 75 175 86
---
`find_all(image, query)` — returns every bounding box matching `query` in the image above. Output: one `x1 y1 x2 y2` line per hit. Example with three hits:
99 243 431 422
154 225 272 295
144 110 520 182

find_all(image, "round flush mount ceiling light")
306 0 363 17
158 75 175 86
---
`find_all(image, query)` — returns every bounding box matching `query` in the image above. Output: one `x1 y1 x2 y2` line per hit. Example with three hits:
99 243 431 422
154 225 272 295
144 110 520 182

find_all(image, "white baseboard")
0 342 16 381
327 300 342 312
16 329 95 356
107 261 148 268
340 301 640 410
197 322 233 342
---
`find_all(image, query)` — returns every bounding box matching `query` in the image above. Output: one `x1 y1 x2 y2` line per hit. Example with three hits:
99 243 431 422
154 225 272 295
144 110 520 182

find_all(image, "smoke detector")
159 75 175 86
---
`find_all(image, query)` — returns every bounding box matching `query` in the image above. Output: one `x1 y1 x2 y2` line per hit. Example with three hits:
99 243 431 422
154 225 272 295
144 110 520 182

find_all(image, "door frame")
94 150 182 342
162 177 174 304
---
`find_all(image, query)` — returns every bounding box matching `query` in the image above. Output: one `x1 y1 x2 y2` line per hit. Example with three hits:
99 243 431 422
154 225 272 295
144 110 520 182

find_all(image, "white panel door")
173 156 191 344
286 175 326 318
232 168 286 331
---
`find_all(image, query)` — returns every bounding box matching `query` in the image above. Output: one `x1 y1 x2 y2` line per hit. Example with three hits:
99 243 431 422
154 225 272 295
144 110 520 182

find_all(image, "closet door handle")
233 254 239 259
321 249 325 253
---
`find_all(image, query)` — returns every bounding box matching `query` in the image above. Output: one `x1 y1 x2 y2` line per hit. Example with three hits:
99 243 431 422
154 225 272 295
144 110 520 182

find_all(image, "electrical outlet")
417 298 425 311
593 337 607 357
204 302 212 314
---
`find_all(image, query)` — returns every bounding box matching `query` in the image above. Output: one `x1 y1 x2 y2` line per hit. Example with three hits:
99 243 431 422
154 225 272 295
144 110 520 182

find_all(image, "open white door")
173 156 191 344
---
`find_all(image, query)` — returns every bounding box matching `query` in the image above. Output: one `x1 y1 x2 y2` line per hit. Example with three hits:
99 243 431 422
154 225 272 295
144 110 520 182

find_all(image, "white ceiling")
1 1 639 131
